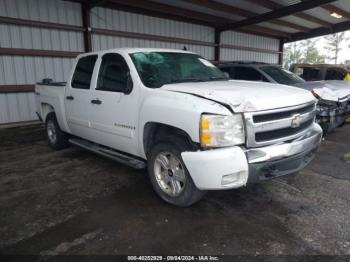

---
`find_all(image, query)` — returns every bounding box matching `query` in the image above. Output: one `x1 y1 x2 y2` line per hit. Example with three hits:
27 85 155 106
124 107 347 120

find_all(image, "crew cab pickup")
36 48 322 207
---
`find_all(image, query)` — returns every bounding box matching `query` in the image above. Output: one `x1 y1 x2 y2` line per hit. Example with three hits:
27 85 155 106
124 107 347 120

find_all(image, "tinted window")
97 53 130 92
260 66 305 85
71 55 97 89
130 52 227 88
231 66 267 81
325 68 346 80
219 67 233 78
299 67 320 81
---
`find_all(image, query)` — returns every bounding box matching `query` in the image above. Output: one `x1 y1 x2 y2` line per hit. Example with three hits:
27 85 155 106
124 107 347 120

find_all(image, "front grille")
245 102 316 147
255 119 314 142
253 104 315 123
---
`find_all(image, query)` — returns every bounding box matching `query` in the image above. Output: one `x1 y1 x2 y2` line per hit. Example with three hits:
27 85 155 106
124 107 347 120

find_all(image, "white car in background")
218 62 350 133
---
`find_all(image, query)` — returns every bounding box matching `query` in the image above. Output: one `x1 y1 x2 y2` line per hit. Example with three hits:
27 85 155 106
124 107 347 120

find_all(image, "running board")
69 138 146 169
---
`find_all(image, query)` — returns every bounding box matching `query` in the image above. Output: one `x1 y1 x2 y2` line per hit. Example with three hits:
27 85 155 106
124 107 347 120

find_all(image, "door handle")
91 99 102 105
66 95 74 100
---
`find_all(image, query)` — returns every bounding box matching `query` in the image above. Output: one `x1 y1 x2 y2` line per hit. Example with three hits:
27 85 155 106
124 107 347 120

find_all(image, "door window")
97 53 130 92
219 67 233 78
231 66 267 81
298 67 320 81
325 68 346 80
71 55 98 89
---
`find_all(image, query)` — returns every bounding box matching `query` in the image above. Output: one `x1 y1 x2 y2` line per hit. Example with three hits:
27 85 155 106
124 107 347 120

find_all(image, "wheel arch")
41 103 55 123
143 122 199 158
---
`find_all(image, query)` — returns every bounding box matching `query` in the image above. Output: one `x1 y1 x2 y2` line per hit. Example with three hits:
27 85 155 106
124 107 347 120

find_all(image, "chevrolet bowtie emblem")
291 114 303 128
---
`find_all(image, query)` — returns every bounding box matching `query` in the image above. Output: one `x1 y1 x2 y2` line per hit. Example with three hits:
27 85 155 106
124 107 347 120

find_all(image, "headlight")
200 114 245 147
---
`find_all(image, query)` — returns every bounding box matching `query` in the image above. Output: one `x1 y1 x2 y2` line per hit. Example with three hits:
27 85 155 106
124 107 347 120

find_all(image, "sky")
286 31 350 64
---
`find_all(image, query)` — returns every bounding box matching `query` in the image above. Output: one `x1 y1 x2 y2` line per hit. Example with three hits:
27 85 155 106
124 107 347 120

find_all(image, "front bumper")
182 123 322 190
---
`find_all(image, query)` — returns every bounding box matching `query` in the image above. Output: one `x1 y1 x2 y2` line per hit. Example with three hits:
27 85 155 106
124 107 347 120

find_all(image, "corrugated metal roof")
332 0 350 13
303 7 347 24
255 22 300 34
145 0 350 39
270 0 302 6
151 0 244 21
214 0 271 14
278 15 321 29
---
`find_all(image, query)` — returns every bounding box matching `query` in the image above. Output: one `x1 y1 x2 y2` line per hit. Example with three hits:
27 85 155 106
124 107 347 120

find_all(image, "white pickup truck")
36 48 322 207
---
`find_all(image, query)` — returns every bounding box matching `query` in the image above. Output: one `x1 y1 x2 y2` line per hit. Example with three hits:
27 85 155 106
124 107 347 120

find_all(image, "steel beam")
217 0 337 32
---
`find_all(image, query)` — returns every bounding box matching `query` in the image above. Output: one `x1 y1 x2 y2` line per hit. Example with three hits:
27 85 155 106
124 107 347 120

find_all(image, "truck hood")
162 80 315 112
292 80 350 102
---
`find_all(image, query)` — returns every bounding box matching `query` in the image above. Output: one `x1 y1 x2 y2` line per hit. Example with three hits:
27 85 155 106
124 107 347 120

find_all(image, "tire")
46 113 69 150
147 139 206 207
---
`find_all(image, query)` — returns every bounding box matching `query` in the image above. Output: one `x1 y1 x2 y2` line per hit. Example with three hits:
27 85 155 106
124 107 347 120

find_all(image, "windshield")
130 52 227 88
260 66 305 85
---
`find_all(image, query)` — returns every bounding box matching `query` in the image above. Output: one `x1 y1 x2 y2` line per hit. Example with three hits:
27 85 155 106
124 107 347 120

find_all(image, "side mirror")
124 72 133 94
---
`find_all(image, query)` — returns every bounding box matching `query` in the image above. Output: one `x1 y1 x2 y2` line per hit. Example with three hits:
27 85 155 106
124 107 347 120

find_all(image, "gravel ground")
0 124 349 258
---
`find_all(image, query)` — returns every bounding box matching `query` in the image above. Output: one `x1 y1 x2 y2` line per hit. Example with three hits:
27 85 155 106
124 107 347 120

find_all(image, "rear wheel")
46 113 69 150
147 140 206 207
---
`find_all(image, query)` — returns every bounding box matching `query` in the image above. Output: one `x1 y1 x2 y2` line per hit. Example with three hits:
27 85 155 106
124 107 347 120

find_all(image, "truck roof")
77 48 195 58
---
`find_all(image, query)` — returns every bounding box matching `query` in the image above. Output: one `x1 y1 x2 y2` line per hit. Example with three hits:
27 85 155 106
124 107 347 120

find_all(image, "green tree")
301 39 325 64
303 47 325 63
325 32 347 64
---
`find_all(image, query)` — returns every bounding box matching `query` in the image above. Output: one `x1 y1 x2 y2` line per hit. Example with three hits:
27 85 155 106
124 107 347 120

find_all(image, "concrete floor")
0 124 349 256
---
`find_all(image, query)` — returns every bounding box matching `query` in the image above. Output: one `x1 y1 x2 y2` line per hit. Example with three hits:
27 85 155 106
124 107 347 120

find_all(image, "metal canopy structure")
71 0 350 41
65 0 350 61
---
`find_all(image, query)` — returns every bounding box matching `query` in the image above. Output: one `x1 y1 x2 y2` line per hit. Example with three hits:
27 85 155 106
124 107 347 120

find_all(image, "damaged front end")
316 98 349 133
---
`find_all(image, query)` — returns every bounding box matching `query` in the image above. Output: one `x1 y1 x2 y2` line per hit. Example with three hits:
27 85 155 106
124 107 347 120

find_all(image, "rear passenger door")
65 55 98 140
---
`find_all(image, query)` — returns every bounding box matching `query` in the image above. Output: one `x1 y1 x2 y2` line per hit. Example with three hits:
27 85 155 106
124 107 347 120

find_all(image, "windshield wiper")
163 78 206 85
208 76 229 81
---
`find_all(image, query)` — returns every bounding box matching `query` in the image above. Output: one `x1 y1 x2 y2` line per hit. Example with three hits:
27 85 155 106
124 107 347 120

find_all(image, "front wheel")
147 141 206 207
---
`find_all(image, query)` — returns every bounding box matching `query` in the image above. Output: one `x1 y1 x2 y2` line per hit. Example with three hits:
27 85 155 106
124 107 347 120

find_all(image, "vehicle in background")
36 49 322 207
290 63 350 81
217 62 350 133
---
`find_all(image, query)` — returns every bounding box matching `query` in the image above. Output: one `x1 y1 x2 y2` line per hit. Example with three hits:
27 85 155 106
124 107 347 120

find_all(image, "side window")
71 55 97 89
219 67 233 78
300 68 320 81
325 68 346 80
232 67 266 81
97 53 130 92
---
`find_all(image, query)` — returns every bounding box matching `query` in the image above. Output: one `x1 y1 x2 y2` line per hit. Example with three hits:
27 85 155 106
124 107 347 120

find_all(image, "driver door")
89 53 139 155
